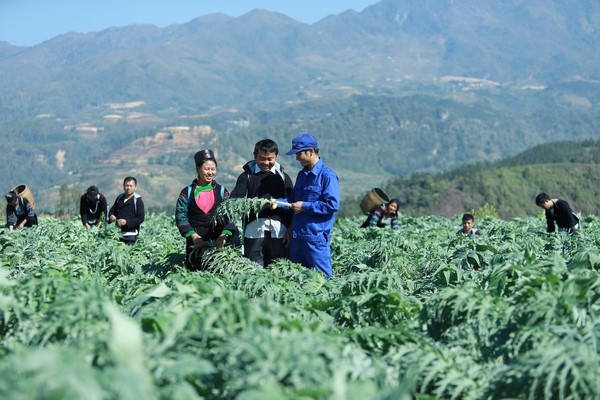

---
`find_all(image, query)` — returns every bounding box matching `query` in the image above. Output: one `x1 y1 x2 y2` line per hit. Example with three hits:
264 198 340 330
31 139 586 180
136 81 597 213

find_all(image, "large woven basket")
359 187 390 215
11 184 35 209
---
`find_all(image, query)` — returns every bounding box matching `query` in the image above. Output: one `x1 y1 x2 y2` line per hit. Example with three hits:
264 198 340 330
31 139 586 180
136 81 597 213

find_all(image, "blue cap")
285 134 318 155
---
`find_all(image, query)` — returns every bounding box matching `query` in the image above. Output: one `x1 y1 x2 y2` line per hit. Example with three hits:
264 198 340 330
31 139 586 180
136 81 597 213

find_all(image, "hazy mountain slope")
0 0 598 118
1 0 599 213
10 88 596 213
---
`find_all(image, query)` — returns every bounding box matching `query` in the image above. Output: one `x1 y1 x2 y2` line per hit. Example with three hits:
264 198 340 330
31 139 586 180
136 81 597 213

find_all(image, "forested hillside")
344 140 600 219
4 87 600 215
1 0 599 214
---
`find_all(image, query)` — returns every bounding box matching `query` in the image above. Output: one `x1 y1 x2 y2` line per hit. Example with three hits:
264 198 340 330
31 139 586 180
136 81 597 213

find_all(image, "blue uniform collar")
302 158 323 175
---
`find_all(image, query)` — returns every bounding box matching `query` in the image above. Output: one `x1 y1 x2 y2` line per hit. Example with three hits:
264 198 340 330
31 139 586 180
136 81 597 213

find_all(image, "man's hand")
291 201 303 214
116 219 127 227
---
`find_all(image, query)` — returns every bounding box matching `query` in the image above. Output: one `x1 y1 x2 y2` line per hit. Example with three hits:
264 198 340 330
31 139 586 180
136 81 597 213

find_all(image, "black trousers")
244 231 288 267
120 235 138 245
17 215 38 228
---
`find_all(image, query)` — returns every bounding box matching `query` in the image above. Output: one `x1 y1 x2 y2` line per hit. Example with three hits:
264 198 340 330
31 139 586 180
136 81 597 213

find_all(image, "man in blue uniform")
274 133 340 278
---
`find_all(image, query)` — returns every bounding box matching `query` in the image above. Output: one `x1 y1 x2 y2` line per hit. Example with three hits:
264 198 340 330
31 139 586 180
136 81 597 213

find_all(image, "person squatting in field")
361 199 400 229
108 177 145 244
230 139 294 268
272 133 340 279
80 185 108 229
5 191 38 231
535 192 580 234
175 149 237 271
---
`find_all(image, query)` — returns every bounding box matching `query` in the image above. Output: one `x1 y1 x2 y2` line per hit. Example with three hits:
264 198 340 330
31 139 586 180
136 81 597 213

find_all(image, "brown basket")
360 187 390 214
11 184 35 209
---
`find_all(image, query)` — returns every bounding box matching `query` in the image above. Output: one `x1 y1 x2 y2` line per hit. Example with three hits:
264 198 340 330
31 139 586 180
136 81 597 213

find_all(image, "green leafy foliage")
1 213 599 399
215 197 270 224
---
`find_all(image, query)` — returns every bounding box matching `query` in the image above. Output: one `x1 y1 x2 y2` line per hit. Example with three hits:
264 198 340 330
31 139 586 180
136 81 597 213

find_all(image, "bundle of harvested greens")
215 198 291 223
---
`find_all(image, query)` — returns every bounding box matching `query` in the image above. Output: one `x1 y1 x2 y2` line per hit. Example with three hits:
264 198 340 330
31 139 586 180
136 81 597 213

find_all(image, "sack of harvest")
11 184 35 209
360 187 390 215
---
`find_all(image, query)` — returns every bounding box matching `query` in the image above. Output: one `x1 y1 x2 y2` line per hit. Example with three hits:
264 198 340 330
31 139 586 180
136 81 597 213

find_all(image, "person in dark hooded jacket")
230 139 294 267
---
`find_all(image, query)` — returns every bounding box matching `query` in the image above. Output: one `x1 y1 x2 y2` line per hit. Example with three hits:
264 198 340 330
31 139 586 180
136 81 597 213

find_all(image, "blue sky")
0 0 379 46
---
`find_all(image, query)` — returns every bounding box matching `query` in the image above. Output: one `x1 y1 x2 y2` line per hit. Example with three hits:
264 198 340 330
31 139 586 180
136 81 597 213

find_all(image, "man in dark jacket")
535 192 580 233
5 191 37 231
80 185 108 229
108 177 145 244
230 139 294 267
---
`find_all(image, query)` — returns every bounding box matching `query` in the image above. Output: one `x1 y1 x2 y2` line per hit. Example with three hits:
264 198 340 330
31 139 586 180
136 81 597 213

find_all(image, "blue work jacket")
284 159 340 240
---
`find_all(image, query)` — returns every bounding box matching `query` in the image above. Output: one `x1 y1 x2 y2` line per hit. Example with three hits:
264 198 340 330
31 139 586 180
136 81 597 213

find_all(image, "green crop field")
1 213 599 399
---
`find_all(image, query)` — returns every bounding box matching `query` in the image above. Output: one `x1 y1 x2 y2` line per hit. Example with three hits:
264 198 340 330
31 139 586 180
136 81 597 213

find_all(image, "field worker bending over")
362 199 399 229
535 192 580 234
5 191 38 231
80 185 107 229
272 133 340 279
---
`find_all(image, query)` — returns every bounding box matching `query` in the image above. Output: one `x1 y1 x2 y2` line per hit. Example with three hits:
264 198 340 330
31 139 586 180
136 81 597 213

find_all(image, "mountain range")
0 0 599 213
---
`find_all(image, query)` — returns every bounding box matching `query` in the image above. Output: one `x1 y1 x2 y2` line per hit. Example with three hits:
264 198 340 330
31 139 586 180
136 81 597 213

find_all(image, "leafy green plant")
471 203 500 220
1 213 599 399
216 197 293 223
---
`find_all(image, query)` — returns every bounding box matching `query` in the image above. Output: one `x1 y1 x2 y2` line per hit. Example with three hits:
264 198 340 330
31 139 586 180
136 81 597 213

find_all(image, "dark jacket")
230 160 294 227
108 193 145 234
545 199 579 233
6 197 37 228
80 193 108 226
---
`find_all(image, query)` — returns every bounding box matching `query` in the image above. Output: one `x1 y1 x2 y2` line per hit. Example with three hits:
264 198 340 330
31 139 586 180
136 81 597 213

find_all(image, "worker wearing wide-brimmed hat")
175 149 237 270
273 133 340 278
